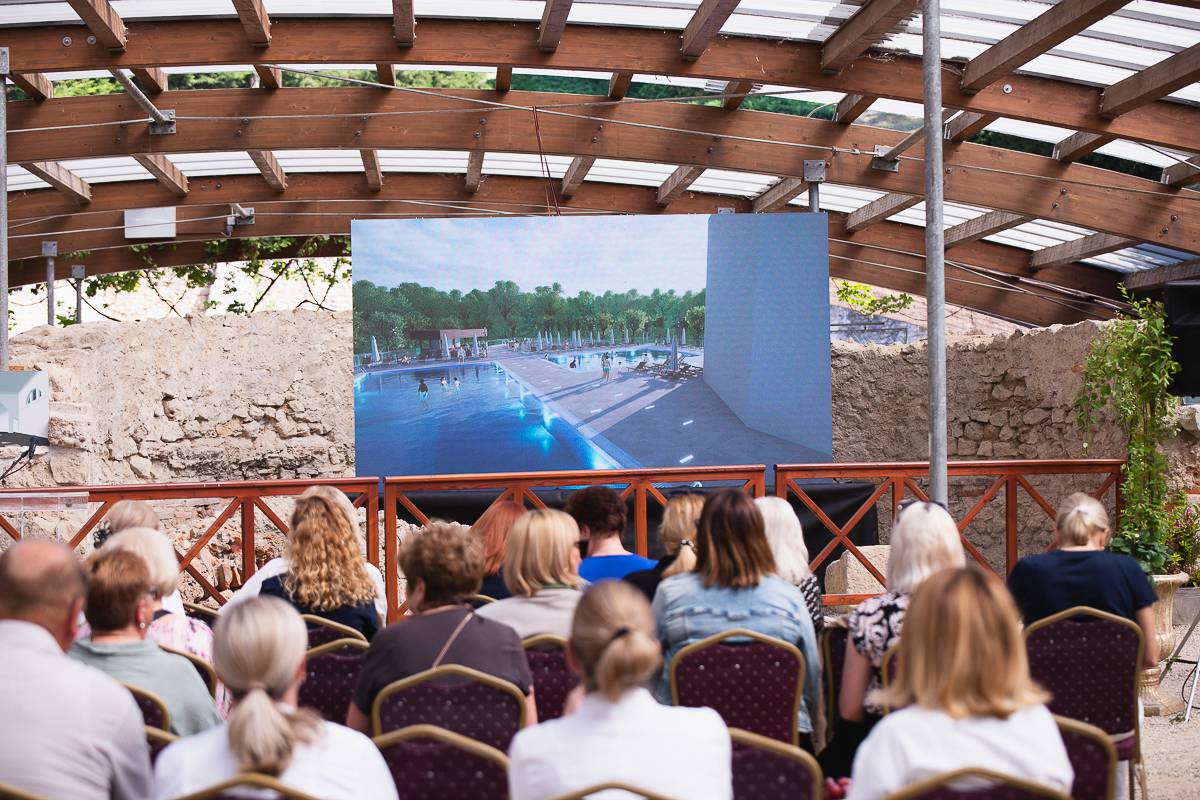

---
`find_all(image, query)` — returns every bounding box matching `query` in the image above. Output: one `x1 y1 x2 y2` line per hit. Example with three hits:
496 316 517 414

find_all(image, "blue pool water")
547 347 698 371
354 363 622 476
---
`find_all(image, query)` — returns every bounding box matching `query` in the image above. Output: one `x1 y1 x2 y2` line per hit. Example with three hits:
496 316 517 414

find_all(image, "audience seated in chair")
652 490 820 748
70 549 221 736
624 494 703 602
1007 493 1158 665
153 597 396 800
508 580 732 800
222 487 388 622
0 540 153 800
476 508 584 639
472 501 529 601
821 501 965 779
347 522 537 733
843 568 1072 800
567 486 655 582
92 500 189 618
756 496 824 636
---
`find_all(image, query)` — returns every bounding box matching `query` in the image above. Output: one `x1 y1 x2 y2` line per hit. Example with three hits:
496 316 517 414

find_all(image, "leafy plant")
835 280 915 316
1165 496 1200 582
1075 290 1181 575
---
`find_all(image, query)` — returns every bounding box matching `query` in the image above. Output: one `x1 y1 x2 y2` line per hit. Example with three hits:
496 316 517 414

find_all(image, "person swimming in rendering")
417 379 429 401
439 376 448 391
602 353 612 382
570 358 578 369
453 377 461 392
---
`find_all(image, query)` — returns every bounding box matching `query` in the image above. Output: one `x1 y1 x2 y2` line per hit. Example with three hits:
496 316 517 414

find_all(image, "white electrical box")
0 371 50 446
124 207 177 240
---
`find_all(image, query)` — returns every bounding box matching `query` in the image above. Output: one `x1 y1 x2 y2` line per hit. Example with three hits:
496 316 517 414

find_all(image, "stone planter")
1141 571 1189 717
1172 586 1200 628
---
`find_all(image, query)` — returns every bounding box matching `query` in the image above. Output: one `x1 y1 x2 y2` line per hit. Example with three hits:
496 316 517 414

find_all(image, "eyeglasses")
898 498 948 513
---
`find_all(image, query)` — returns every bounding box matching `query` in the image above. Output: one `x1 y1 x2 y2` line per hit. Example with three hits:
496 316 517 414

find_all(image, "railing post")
1005 475 1018 574
241 497 256 580
366 483 380 569
383 482 400 623
634 483 648 558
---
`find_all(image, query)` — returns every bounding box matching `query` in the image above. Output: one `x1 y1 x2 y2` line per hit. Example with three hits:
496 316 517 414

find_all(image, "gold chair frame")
305 637 370 659
123 682 172 733
668 627 806 747
301 614 368 643
884 768 1070 800
522 633 568 651
174 773 322 800
0 782 48 800
729 727 822 800
1023 606 1146 800
145 725 178 750
469 593 497 605
159 644 219 699
369 664 528 738
549 783 677 800
372 723 510 769
819 625 848 743
1054 714 1117 800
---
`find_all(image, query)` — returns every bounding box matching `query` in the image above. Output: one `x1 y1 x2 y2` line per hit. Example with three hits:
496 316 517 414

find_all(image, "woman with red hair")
471 501 528 600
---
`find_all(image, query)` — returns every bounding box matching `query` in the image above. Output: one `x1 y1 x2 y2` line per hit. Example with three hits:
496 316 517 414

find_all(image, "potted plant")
1075 291 1186 714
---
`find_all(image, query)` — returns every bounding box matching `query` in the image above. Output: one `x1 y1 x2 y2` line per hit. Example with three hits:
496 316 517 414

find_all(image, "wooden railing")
775 459 1124 606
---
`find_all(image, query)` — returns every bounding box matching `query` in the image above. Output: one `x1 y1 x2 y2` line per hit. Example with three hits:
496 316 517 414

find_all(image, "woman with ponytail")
508 581 731 800
1007 492 1158 665
624 494 703 601
153 597 396 800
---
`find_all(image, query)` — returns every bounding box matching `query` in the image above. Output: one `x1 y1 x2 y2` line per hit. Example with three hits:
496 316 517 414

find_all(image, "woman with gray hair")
754 496 823 634
153 597 396 800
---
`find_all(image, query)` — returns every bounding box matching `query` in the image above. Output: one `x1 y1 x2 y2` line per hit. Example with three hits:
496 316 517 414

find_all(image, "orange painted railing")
775 459 1124 606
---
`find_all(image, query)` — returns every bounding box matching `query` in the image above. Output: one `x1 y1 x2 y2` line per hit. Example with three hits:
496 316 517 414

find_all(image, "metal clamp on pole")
803 160 826 213
109 70 176 135
71 265 86 325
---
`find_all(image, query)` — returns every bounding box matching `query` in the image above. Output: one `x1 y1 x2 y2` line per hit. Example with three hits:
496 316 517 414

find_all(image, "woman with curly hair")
260 486 381 640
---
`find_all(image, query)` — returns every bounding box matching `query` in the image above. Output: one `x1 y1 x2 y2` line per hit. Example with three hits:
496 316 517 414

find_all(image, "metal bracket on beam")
225 204 255 235
150 109 176 136
110 70 176 135
870 144 900 173
803 159 826 213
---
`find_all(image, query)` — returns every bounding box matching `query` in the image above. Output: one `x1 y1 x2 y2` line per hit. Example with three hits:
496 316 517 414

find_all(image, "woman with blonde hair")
822 501 965 778
476 508 584 638
509 581 731 800
153 597 396 800
260 486 381 640
845 568 1073 799
1008 492 1158 664
472 500 529 600
92 500 190 618
625 493 703 601
755 496 823 634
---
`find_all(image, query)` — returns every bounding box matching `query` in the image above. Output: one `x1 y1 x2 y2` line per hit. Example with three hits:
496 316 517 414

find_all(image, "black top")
623 554 678 602
1007 549 1158 624
478 571 512 602
352 606 533 713
259 574 380 641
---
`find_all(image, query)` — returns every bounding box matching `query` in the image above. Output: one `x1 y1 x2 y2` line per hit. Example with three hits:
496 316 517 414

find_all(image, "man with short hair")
566 486 655 582
0 539 153 800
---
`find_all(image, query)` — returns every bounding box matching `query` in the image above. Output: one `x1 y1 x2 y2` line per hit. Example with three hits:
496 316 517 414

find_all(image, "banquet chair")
175 773 321 800
468 594 497 608
522 634 580 722
820 626 849 743
1023 607 1145 800
124 683 171 732
145 726 178 765
301 614 368 647
729 727 822 800
298 637 369 723
160 644 218 698
883 769 1070 800
182 601 219 627
370 664 527 750
1054 715 1117 800
373 724 508 800
550 783 674 800
669 628 805 745
0 782 48 800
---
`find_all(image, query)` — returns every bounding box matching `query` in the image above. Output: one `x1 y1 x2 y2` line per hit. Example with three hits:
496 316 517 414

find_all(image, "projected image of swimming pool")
354 363 623 476
546 347 699 370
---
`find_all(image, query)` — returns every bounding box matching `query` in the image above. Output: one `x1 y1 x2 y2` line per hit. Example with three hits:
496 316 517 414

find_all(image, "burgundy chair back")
372 665 527 751
125 684 170 732
302 614 368 648
1054 716 1117 800
730 728 821 800
670 629 805 746
884 768 1068 800
522 636 580 722
374 725 508 800
298 638 370 723
821 627 848 741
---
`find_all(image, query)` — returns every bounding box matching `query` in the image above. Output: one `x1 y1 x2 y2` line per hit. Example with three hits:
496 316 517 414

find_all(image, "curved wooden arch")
7 174 1117 327
4 17 1200 154
10 88 1198 254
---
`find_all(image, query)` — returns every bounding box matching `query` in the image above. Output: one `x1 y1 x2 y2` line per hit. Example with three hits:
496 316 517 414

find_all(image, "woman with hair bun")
153 597 397 800
508 581 731 800
1007 492 1158 665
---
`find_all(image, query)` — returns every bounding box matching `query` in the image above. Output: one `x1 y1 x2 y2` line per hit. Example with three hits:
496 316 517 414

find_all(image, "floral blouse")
797 574 825 636
847 591 909 713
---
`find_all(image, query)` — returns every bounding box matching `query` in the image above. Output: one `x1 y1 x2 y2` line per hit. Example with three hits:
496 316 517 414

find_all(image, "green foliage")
835 280 915 315
684 305 706 338
1075 290 1181 575
1166 497 1200 582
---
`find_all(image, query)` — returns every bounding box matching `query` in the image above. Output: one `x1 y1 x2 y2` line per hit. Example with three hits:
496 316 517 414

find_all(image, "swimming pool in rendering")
354 363 622 476
546 347 699 371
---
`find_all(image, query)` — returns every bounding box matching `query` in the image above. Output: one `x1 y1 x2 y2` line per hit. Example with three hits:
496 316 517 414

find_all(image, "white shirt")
475 588 582 639
0 620 153 800
508 688 731 800
153 718 398 800
847 704 1074 800
221 557 389 620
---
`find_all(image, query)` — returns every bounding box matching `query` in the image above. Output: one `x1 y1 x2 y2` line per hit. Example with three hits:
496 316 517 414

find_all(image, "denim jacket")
651 573 821 734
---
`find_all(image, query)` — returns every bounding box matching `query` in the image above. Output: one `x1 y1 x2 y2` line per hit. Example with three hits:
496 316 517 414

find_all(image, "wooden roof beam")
393 0 415 46
944 210 1030 249
377 64 395 86
232 0 271 47
1029 232 1136 271
248 150 288 192
130 67 167 94
64 0 126 51
11 73 53 101
961 0 1128 94
845 192 920 232
538 0 574 52
834 94 874 124
1053 130 1113 162
608 71 633 100
1101 43 1200 118
945 111 995 142
132 154 188 197
361 149 383 192
253 65 282 89
465 150 485 193
560 156 595 199
721 80 756 111
22 162 92 205
822 0 921 73
753 177 808 213
1161 155 1200 189
657 166 705 207
495 67 513 93
681 0 741 61
1124 259 1200 292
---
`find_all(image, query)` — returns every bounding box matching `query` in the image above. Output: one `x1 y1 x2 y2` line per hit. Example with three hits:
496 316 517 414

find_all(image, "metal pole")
0 48 9 369
109 69 169 124
922 0 948 505
72 265 85 324
808 183 820 213
42 241 56 327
